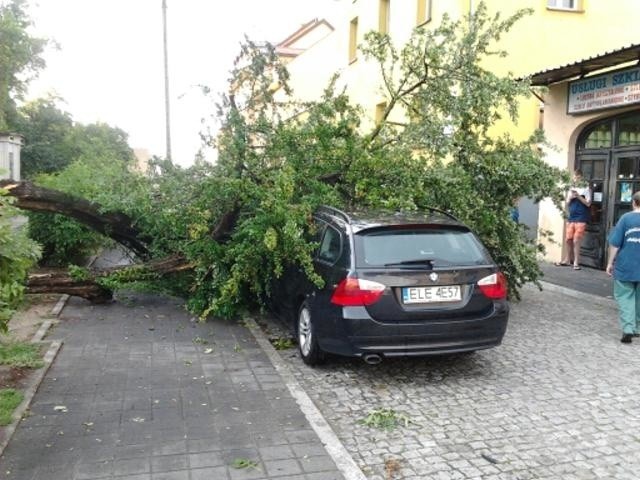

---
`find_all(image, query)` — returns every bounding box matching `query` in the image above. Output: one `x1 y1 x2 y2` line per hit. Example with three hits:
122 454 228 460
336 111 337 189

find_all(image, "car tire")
297 301 325 366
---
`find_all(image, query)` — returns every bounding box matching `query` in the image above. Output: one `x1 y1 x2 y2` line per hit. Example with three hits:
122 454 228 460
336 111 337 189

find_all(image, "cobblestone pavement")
0 292 345 480
271 286 640 480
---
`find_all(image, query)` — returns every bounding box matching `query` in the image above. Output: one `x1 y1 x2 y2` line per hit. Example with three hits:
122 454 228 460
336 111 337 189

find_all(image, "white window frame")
547 0 582 11
416 0 432 26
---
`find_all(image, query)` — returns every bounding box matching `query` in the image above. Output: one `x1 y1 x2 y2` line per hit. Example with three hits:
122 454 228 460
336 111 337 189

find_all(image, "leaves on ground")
360 408 416 431
231 458 259 470
270 337 295 350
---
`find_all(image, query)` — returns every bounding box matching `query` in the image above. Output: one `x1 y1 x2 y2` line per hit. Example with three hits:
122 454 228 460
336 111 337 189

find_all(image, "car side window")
317 225 342 264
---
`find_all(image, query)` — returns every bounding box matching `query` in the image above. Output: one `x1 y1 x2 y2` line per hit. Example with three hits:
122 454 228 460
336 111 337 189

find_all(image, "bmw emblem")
429 272 439 282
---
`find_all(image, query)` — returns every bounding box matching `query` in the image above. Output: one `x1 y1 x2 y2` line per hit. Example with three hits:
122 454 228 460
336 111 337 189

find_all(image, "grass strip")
0 389 24 425
0 342 43 368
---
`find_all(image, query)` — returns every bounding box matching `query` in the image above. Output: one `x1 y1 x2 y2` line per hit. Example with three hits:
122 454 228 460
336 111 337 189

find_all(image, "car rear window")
355 227 489 267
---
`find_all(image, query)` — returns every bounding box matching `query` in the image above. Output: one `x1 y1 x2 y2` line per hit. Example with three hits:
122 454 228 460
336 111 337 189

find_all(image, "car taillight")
331 277 386 306
477 272 507 300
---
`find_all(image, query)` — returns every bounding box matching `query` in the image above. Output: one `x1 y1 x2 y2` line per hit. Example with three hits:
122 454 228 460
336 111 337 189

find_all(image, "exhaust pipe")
363 354 382 365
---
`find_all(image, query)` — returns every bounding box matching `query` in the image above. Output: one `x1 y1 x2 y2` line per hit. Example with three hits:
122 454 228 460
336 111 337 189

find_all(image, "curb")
245 318 367 480
536 281 617 310
49 294 69 318
0 340 62 457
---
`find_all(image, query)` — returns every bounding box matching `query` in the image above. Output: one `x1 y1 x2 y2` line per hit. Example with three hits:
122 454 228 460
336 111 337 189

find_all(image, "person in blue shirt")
555 170 591 270
606 191 640 343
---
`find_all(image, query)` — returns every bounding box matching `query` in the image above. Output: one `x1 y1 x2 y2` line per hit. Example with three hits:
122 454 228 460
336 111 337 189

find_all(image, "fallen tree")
1 6 568 328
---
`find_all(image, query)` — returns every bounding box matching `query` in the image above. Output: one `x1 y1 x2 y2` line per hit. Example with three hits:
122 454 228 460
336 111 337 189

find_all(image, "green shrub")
0 189 41 331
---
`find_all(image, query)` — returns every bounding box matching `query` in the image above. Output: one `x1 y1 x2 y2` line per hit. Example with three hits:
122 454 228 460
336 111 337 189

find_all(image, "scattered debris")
231 458 259 470
53 405 68 413
269 337 295 350
359 408 416 431
384 457 402 479
481 453 499 464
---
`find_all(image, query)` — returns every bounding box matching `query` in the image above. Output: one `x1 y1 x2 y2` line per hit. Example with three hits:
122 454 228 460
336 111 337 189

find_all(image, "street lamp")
162 0 172 161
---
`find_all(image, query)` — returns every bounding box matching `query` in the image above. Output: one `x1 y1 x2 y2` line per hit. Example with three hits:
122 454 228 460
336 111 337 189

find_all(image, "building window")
618 114 640 146
349 17 358 63
581 123 612 149
547 0 582 11
379 0 390 34
416 0 431 25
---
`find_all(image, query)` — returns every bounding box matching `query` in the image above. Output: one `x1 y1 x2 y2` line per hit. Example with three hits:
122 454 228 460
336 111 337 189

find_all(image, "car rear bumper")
317 303 509 357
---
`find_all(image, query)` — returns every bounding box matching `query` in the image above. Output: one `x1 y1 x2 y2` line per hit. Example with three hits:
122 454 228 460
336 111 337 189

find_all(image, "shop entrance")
576 111 640 269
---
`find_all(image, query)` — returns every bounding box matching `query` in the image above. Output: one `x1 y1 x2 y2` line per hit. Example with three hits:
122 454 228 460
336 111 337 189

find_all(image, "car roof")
315 206 467 233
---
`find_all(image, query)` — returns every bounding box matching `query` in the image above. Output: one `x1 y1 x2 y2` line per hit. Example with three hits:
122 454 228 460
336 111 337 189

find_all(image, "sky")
27 0 341 166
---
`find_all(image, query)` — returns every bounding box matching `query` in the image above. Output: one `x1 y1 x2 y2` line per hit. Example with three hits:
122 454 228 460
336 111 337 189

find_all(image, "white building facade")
0 133 23 181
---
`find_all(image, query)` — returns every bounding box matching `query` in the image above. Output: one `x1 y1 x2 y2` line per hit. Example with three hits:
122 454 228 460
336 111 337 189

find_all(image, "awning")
529 43 640 86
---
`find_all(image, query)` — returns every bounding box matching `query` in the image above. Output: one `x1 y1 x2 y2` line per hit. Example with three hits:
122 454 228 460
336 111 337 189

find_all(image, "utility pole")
162 0 172 161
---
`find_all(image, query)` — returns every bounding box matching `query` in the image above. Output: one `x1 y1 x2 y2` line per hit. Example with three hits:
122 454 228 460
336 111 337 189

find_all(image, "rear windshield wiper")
384 259 434 268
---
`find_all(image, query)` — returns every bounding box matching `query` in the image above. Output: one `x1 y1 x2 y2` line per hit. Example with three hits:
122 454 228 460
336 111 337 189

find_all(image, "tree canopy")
0 0 47 131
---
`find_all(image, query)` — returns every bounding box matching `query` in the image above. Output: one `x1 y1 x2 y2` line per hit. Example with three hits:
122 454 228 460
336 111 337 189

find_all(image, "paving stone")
150 471 189 480
0 281 343 480
190 466 228 480
114 457 151 476
263 458 302 476
188 451 225 468
150 454 188 473
269 286 640 479
258 444 295 461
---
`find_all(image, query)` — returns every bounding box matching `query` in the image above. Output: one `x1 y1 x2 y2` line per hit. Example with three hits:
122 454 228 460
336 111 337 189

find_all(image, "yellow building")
277 0 640 268
531 45 640 268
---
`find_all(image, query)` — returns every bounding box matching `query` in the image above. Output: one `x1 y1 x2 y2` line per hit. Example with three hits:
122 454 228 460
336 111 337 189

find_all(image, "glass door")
577 154 609 269
610 153 640 225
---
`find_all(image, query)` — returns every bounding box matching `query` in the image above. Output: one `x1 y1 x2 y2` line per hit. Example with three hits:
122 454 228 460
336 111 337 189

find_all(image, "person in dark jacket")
606 191 640 343
555 169 591 270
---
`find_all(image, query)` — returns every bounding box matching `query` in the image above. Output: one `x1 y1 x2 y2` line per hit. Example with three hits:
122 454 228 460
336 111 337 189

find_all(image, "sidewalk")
0 290 347 480
538 260 613 299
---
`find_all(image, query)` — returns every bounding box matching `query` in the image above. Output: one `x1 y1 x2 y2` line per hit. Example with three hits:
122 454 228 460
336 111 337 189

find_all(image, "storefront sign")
568 66 640 114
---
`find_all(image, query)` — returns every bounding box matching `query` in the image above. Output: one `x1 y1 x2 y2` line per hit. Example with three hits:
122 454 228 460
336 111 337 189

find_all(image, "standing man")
606 191 640 343
555 169 591 270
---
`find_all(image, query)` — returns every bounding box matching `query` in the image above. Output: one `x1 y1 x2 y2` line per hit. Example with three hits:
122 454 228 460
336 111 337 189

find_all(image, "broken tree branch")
1 180 150 258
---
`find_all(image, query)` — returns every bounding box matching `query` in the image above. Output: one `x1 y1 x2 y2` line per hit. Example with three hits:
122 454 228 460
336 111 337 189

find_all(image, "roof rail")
426 207 459 221
316 205 351 224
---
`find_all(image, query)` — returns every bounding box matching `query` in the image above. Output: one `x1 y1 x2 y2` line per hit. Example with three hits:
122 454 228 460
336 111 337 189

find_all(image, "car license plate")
402 285 461 304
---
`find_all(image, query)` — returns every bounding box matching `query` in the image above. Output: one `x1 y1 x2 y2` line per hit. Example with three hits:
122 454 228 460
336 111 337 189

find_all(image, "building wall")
536 82 638 261
284 0 640 134
0 134 23 181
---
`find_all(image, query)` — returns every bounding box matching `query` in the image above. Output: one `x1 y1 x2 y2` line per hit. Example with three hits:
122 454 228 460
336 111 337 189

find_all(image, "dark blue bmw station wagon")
269 206 509 365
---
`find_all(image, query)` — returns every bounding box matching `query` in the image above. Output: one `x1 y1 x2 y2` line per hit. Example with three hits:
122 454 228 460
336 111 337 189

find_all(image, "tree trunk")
27 270 114 303
0 180 150 258
26 254 194 303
